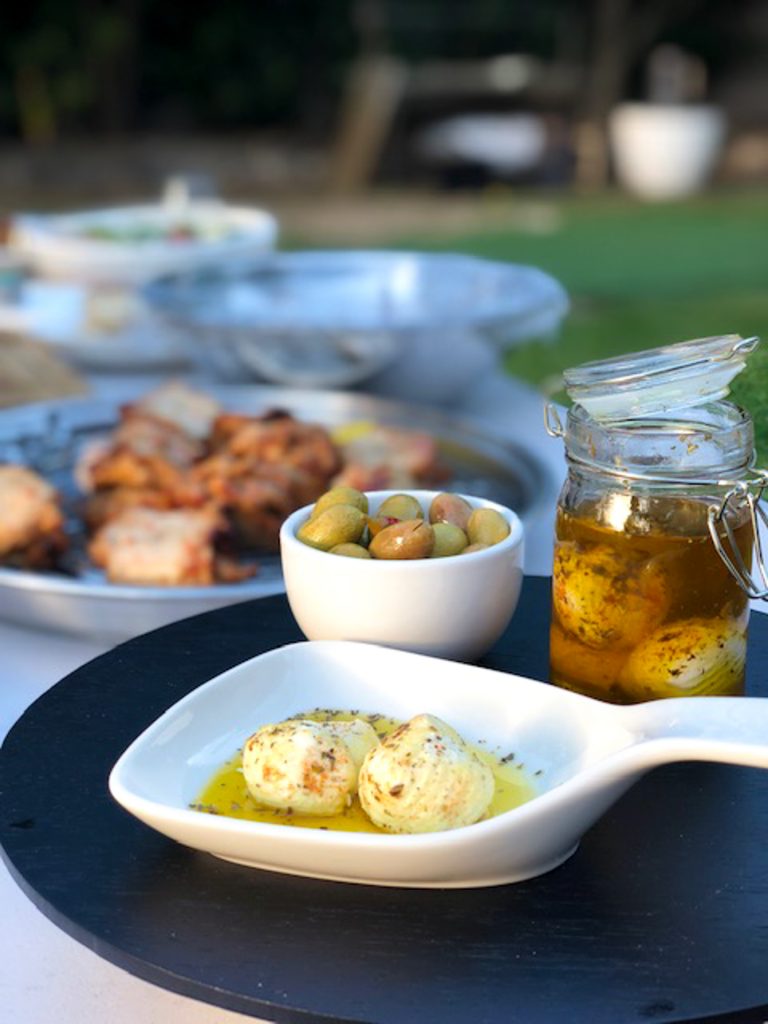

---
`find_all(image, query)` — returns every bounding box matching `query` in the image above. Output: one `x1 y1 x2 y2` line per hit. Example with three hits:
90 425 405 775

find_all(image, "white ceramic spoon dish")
109 640 768 889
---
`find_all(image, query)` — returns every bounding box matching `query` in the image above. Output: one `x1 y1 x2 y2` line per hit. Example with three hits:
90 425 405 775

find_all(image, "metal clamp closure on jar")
708 471 768 598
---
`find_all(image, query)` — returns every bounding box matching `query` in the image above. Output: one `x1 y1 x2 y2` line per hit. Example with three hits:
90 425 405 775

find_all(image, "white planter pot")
609 103 726 200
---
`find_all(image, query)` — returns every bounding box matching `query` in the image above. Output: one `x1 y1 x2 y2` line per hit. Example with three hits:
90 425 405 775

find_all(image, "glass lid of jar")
563 334 759 422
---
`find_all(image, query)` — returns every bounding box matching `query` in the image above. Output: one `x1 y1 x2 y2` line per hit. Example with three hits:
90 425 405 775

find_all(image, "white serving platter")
109 640 768 888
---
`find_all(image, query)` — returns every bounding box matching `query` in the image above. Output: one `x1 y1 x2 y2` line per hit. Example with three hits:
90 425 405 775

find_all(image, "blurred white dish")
280 490 524 662
418 113 547 175
109 639 768 888
9 200 278 286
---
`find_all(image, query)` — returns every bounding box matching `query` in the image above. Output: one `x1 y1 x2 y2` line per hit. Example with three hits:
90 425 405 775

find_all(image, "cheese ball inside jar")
552 541 669 651
548 338 762 704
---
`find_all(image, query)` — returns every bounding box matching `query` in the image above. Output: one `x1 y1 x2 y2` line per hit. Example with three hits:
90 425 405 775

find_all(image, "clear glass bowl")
144 251 569 402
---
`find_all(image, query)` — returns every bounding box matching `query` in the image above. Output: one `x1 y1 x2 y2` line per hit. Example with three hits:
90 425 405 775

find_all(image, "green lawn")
391 189 768 459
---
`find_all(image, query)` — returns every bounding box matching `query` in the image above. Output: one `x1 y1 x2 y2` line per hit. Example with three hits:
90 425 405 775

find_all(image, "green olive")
377 493 424 521
429 492 473 531
466 508 510 547
329 543 372 559
297 505 366 551
366 513 401 539
369 519 435 560
431 522 468 558
459 542 490 555
311 486 368 517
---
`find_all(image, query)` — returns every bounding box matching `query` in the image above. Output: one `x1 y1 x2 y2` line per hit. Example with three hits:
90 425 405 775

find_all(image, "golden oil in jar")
550 496 752 703
547 337 763 704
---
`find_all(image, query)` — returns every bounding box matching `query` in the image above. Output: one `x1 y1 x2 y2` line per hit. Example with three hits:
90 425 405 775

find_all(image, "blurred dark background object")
0 0 766 199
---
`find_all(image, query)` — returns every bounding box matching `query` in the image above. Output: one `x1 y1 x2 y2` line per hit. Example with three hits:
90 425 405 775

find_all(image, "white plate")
109 640 768 889
108 641 560 888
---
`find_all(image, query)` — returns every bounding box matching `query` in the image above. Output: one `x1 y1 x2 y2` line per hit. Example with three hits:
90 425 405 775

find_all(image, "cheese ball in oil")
549 621 630 697
618 618 747 700
358 714 493 834
552 542 669 650
242 718 378 816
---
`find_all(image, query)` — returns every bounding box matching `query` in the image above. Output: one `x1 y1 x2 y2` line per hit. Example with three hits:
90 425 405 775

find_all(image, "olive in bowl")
279 489 524 662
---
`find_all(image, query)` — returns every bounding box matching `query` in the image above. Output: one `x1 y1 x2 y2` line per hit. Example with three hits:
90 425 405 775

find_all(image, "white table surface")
0 369 567 1024
3 366 767 1022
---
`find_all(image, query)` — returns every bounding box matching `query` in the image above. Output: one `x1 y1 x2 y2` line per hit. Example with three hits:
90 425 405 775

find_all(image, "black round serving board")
2 577 768 1024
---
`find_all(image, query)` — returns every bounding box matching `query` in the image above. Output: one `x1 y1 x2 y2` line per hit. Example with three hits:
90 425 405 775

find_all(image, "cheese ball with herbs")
242 718 378 816
358 714 494 833
552 542 669 650
618 617 746 700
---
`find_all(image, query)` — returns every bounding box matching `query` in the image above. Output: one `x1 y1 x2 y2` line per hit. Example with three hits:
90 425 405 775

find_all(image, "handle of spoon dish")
617 696 768 771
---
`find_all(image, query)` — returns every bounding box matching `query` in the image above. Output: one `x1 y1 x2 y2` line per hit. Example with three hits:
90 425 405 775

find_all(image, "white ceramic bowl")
280 490 524 662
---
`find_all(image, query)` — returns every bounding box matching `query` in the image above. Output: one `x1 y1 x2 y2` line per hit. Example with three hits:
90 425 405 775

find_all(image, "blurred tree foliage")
0 0 356 140
0 0 758 142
